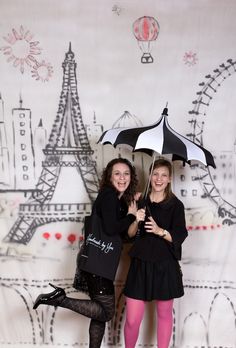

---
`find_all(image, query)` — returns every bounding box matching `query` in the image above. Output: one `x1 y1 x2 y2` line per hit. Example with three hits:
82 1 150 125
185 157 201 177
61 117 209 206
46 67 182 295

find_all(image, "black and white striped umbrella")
98 107 216 168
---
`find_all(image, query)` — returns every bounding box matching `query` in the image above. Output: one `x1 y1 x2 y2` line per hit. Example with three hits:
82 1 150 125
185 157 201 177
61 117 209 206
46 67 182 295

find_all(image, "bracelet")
162 229 168 238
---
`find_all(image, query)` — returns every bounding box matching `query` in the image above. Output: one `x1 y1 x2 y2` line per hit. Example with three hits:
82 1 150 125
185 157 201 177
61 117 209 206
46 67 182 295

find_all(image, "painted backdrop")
0 0 235 347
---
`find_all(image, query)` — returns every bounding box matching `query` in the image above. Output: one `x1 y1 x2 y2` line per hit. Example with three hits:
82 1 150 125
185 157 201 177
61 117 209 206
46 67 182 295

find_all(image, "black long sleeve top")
93 186 136 238
129 195 188 261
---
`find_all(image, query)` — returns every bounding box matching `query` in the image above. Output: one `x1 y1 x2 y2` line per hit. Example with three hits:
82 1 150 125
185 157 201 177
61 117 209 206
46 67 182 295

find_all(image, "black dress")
124 195 188 301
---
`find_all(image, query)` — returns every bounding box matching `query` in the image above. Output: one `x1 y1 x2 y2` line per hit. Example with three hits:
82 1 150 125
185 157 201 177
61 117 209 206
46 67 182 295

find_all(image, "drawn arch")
180 311 207 347
208 292 236 347
0 283 36 344
200 209 217 225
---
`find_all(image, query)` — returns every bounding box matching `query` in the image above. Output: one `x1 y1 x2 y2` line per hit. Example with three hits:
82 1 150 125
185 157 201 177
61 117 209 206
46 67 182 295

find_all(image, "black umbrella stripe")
113 121 161 148
162 120 188 157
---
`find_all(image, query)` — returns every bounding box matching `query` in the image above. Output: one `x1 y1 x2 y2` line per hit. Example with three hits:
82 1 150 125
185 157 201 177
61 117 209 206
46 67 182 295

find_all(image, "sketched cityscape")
0 45 235 348
0 53 235 236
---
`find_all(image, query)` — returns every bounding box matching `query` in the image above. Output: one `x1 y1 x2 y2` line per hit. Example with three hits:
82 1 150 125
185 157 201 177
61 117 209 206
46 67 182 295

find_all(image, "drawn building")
0 93 10 187
216 150 236 204
86 112 104 175
104 110 149 189
12 96 36 189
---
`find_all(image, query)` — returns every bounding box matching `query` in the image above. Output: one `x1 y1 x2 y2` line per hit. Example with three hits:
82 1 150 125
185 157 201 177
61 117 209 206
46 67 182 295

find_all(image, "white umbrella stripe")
135 117 165 154
165 122 207 165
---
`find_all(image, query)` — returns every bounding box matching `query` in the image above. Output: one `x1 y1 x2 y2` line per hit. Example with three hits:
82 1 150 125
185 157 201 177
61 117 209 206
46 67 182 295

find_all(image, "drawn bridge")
4 202 92 244
19 202 92 221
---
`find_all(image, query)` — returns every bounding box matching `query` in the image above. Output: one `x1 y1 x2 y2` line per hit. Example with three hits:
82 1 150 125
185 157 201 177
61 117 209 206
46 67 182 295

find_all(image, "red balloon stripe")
133 16 159 41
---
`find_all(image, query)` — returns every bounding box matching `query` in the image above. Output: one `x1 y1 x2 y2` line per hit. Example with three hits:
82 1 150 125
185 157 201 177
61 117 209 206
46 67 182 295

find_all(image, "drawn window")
23 165 28 172
22 154 27 161
20 121 25 127
20 129 25 136
19 113 25 118
21 144 26 150
180 189 187 197
192 189 197 196
23 174 29 180
180 175 185 181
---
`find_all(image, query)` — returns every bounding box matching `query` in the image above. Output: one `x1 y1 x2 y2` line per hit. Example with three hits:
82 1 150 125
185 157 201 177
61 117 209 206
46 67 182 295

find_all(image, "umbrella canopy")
98 107 216 168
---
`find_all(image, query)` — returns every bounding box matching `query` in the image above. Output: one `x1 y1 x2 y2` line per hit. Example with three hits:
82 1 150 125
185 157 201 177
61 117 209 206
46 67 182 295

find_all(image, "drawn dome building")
103 110 149 190
112 110 142 128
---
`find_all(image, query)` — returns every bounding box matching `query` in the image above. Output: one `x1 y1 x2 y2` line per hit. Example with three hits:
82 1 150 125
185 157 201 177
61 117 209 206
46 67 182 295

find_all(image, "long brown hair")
149 158 174 201
99 158 138 205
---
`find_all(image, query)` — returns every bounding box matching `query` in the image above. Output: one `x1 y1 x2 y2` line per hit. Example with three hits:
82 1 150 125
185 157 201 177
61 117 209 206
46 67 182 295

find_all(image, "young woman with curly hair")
33 158 138 348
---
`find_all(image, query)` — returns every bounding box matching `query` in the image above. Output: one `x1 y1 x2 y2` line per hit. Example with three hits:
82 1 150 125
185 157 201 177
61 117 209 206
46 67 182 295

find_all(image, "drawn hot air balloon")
133 16 160 64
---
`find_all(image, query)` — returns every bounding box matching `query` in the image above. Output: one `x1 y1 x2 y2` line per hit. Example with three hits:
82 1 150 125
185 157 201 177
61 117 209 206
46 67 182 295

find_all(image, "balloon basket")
141 53 154 64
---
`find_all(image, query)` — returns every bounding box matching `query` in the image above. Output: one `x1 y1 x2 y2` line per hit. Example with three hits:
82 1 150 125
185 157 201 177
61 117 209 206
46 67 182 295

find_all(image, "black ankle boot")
33 283 66 309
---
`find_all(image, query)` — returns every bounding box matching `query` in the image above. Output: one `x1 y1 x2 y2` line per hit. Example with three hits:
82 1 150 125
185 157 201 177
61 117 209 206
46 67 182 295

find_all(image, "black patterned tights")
59 271 115 348
60 293 115 348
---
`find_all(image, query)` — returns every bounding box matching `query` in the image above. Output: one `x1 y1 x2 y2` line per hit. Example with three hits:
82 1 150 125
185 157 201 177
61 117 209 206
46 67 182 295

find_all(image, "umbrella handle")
135 205 152 239
144 154 156 199
135 221 142 239
135 204 146 239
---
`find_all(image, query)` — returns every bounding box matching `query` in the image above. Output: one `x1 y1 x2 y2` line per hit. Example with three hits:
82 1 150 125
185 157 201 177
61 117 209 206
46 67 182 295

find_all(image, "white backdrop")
0 0 235 347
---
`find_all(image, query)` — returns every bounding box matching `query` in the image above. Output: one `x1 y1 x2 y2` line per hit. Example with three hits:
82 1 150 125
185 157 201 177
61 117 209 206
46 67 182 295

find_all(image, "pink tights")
124 297 174 348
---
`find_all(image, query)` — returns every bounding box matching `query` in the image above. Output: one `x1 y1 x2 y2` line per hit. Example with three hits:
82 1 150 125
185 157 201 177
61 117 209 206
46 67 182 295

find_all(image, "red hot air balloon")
133 16 160 63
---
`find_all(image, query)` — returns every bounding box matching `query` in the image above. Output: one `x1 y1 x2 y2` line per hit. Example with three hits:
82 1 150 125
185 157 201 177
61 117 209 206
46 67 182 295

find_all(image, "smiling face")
150 165 171 196
110 163 131 196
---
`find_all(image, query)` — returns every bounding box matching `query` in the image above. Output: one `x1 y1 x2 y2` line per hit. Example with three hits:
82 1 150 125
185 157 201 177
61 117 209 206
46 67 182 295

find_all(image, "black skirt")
73 270 114 297
123 257 184 301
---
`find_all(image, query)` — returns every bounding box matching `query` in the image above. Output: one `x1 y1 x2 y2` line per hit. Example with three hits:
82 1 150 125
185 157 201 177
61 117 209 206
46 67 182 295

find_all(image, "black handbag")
77 211 122 281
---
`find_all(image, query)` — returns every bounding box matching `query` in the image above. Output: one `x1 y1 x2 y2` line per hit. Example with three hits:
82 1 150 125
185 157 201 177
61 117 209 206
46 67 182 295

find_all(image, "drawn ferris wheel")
187 58 236 226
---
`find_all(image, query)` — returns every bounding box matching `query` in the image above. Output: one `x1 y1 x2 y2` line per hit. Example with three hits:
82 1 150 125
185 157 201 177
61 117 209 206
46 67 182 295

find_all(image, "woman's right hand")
135 208 146 223
127 207 145 238
128 200 138 216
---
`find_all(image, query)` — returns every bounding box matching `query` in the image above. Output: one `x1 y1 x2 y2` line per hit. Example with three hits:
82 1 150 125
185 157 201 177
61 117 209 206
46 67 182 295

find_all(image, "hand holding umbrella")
99 105 216 201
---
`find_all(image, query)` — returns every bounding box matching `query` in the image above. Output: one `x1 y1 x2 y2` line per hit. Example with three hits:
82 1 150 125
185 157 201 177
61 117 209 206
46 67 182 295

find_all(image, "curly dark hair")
99 158 138 205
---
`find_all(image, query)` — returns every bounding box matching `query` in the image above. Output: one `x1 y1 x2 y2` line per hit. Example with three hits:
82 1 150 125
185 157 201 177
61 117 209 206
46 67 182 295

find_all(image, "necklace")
150 192 165 203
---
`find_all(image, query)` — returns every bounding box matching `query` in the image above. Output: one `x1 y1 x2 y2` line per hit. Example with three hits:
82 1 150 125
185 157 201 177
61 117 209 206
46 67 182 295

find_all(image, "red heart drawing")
68 233 76 244
43 232 50 240
55 233 62 240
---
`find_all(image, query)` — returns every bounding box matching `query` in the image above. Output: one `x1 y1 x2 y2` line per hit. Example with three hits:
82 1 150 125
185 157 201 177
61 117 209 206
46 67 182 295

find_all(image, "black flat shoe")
33 283 66 309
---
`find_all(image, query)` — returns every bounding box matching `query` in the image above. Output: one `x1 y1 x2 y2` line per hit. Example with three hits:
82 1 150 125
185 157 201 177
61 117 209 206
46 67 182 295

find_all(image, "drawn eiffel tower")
4 43 99 245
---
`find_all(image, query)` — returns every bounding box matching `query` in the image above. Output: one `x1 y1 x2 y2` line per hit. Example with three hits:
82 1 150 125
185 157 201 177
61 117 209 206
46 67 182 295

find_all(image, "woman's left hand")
145 216 164 236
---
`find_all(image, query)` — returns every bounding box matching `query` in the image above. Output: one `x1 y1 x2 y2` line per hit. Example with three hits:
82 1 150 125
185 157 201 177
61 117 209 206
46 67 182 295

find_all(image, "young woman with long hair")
124 158 188 348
